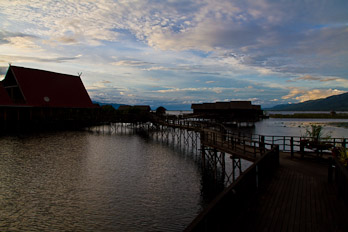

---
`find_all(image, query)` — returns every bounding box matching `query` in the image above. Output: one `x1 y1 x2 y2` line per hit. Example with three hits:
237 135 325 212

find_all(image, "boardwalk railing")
184 145 279 232
201 129 271 161
331 158 348 206
228 132 347 155
158 116 347 155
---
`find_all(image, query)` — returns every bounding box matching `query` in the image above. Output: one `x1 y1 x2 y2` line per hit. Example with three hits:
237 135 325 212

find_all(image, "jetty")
89 111 348 231
185 152 348 231
1 65 347 231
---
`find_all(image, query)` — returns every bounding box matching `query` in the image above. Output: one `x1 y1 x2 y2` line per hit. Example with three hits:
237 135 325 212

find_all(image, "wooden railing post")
260 136 265 153
290 137 294 159
343 139 347 149
328 157 334 183
300 138 305 157
283 137 286 151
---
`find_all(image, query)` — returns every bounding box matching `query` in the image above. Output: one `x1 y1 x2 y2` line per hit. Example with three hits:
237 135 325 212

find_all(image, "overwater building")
191 101 263 126
0 65 98 131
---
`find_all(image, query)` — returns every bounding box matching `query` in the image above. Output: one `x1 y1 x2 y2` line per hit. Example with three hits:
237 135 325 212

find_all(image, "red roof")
0 82 13 106
4 66 95 108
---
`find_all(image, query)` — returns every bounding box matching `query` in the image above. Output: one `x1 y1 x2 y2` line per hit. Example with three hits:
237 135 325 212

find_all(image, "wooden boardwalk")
229 153 348 232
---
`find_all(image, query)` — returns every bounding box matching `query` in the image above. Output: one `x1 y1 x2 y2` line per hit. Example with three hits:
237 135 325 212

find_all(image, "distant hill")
93 102 124 109
92 102 193 110
268 92 348 111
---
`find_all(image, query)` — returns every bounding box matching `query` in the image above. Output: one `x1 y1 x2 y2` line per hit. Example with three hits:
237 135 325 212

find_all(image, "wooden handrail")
184 145 279 232
331 158 348 205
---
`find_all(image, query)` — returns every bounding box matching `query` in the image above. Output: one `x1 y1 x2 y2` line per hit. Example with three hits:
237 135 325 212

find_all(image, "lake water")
1 114 348 231
253 118 348 138
168 110 348 138
0 131 207 231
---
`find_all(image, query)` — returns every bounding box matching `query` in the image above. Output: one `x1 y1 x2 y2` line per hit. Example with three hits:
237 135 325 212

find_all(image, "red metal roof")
7 66 95 108
0 82 13 106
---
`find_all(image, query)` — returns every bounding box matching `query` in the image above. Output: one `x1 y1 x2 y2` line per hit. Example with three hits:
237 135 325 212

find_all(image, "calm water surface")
254 118 348 137
2 115 347 231
0 131 204 231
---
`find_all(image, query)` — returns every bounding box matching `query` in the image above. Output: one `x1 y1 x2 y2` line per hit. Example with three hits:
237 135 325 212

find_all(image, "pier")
3 65 347 230
89 114 348 231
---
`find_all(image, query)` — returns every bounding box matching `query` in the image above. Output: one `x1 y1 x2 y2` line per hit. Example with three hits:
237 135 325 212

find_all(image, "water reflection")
0 131 204 231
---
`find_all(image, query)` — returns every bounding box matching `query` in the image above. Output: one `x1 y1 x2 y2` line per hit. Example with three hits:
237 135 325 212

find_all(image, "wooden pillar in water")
201 131 206 169
290 137 294 159
231 155 242 182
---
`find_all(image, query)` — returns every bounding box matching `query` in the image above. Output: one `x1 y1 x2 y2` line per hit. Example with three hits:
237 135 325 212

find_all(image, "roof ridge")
10 65 79 78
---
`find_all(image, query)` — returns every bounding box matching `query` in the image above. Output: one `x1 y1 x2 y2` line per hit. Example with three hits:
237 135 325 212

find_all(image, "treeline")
269 113 348 119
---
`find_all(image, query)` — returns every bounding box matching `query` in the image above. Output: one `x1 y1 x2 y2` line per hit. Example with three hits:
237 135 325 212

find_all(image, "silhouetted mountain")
93 102 124 109
268 92 348 111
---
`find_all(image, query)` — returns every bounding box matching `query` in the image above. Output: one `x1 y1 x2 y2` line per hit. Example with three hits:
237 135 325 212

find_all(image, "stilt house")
191 101 263 125
0 65 98 131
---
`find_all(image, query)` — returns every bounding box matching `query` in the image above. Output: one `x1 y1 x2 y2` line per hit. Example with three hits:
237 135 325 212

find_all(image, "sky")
0 0 347 110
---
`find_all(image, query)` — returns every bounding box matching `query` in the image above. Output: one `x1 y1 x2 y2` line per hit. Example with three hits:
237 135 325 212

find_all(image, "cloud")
152 86 245 94
295 75 344 82
282 88 346 102
86 81 114 90
1 0 348 109
112 60 154 67
0 55 80 64
0 66 8 74
153 87 203 93
101 80 112 84
0 30 40 49
1 1 347 78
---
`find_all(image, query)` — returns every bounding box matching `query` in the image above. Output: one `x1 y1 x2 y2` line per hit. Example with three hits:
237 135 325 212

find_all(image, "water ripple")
0 131 202 231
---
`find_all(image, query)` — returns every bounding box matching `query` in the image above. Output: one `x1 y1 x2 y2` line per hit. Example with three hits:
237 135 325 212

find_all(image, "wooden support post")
232 155 242 182
201 146 206 169
328 157 334 183
300 138 305 159
343 139 347 149
213 149 217 180
201 132 206 169
243 140 246 154
290 137 294 159
260 136 265 154
283 136 286 151
221 152 225 175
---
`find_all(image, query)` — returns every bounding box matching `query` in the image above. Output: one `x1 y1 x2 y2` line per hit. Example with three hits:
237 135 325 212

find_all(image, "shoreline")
269 113 348 119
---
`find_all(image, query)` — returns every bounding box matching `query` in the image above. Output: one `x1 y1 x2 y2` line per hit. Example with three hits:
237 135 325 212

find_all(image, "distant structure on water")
191 101 263 127
0 65 98 132
118 105 151 112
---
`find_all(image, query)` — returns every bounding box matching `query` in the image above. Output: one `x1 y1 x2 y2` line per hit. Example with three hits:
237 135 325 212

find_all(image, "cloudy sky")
0 0 347 109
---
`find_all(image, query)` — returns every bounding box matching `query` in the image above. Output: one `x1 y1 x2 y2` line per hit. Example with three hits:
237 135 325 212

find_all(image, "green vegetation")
332 146 348 166
300 124 333 153
338 148 348 166
269 113 348 119
303 124 331 141
328 122 348 129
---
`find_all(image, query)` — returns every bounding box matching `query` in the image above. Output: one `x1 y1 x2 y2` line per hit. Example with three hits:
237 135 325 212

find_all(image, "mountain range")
268 92 348 111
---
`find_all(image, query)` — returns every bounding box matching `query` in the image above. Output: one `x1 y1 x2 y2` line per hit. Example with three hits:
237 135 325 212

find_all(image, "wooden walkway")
229 153 348 232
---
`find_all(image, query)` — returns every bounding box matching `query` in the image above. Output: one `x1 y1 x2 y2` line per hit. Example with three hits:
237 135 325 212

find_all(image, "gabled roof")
0 82 13 106
4 66 95 108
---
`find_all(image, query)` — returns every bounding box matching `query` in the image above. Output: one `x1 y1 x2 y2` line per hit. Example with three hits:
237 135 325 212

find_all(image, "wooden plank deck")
228 153 348 232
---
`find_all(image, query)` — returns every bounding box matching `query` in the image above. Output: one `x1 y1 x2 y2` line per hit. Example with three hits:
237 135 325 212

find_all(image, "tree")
156 106 166 116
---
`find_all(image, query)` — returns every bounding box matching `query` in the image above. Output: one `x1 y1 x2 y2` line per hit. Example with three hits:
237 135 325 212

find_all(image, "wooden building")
191 101 263 126
0 65 98 132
